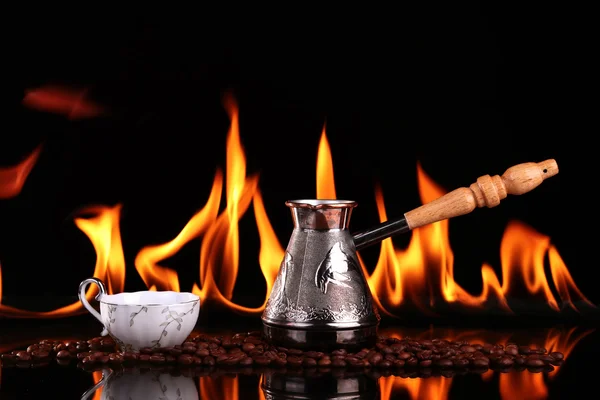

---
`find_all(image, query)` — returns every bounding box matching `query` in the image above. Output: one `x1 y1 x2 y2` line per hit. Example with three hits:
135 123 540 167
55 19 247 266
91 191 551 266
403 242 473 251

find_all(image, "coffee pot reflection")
81 368 198 400
261 369 379 400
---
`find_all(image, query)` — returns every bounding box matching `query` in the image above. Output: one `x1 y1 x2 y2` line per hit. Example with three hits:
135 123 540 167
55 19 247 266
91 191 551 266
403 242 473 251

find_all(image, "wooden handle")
404 159 559 230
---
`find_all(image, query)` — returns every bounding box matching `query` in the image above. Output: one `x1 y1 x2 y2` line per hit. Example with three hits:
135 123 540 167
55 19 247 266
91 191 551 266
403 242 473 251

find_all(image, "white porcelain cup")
81 368 199 400
78 277 200 352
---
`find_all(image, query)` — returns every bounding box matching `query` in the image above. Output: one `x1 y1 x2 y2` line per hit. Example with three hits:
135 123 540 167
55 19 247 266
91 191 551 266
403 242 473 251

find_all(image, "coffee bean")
453 358 469 368
505 346 518 356
303 357 317 367
177 354 194 365
318 358 332 366
539 355 555 363
489 347 505 356
472 358 490 367
202 356 215 366
286 356 303 367
247 355 267 366
272 357 287 367
518 346 531 355
239 356 254 366
496 356 514 367
419 359 432 367
242 343 255 353
109 353 123 363
55 358 71 367
306 351 323 359
122 352 138 361
514 356 526 365
331 349 347 356
27 344 40 353
53 343 67 353
15 351 31 362
30 350 50 360
459 345 476 353
169 347 183 356
406 357 419 367
526 357 545 367
288 349 303 356
435 358 453 368
243 337 262 345
347 358 367 368
368 353 383 365
0 333 571 377
149 355 165 364
331 359 347 367
195 348 209 357
75 344 89 352
393 359 405 367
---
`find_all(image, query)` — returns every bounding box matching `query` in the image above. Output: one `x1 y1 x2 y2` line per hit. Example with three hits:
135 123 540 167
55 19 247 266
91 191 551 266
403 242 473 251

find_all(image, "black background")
0 6 596 317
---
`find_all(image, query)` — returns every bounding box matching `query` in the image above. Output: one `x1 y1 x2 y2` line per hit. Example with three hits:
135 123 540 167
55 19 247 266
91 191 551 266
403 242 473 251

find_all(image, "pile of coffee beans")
0 331 564 376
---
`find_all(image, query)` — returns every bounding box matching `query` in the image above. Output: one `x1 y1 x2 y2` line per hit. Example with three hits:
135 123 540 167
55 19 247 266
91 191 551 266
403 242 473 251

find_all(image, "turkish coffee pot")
261 160 559 350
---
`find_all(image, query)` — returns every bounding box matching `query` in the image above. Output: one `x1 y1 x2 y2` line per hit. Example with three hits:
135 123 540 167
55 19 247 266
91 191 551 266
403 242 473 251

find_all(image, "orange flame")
200 376 238 400
91 371 103 400
0 204 124 317
0 144 43 199
381 376 452 400
134 170 223 292
22 85 104 120
366 162 594 316
0 97 594 323
316 123 336 199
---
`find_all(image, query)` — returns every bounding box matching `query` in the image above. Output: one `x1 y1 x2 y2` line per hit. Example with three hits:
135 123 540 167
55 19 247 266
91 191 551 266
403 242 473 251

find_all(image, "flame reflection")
200 375 238 400
377 325 593 400
0 326 594 399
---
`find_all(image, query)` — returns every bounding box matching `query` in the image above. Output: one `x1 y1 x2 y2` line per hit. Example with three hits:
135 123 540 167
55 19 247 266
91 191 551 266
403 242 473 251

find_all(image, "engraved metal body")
262 199 381 350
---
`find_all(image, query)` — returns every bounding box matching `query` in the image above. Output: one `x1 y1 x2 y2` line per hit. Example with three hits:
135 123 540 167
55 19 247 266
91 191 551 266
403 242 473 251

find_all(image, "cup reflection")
261 369 380 400
81 368 198 400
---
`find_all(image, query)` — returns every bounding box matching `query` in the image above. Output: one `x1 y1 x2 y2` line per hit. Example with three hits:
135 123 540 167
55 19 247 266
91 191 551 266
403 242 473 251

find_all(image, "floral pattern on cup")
99 300 199 352
152 303 198 348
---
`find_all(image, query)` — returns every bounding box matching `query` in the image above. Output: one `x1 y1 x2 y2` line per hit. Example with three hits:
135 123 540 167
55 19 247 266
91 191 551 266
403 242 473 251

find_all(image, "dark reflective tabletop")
0 318 596 399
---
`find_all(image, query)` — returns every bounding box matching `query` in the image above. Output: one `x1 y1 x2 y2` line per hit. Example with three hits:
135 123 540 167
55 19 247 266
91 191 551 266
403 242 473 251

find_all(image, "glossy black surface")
0 318 597 399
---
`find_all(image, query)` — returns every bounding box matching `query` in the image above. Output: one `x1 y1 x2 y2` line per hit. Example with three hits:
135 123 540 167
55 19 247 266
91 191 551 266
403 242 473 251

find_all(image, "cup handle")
79 277 109 336
80 368 112 400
